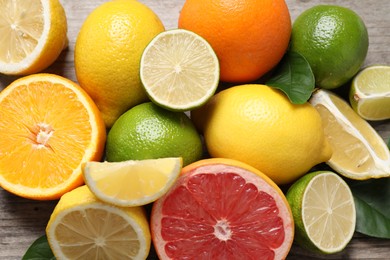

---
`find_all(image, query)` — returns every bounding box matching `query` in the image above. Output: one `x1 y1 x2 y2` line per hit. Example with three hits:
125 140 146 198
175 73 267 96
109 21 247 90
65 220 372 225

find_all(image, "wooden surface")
1 0 389 259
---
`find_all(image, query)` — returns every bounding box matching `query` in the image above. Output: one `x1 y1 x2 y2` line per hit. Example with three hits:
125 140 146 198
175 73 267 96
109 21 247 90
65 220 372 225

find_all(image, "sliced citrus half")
349 65 390 121
0 73 106 200
286 171 356 254
46 185 151 259
83 157 183 207
310 89 390 179
0 0 68 75
140 29 220 111
151 158 294 260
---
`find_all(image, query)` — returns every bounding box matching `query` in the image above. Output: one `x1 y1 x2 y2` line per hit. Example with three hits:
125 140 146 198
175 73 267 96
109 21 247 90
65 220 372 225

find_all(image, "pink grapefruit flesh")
151 159 294 260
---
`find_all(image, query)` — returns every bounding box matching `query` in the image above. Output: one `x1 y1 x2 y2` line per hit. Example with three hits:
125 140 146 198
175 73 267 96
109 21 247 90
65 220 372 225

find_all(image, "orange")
178 0 291 83
151 158 294 259
0 74 106 200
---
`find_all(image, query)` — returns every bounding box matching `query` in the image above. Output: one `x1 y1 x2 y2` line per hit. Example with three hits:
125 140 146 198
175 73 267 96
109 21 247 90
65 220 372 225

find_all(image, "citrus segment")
46 185 151 260
83 157 183 207
0 74 106 200
286 171 356 254
349 65 390 120
0 0 68 75
140 29 219 111
151 158 294 260
310 89 390 179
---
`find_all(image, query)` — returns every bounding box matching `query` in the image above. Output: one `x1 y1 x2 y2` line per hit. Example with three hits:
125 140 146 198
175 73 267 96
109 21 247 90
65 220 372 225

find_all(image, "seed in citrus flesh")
286 171 356 254
83 157 183 207
46 185 151 259
151 158 294 260
140 29 219 111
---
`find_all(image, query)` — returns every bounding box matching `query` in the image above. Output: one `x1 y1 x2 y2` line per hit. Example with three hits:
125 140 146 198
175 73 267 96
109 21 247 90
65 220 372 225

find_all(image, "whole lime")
106 102 203 166
289 5 368 89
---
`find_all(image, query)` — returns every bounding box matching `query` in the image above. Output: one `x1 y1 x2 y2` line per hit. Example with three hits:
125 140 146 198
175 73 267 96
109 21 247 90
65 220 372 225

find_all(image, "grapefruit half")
151 158 294 259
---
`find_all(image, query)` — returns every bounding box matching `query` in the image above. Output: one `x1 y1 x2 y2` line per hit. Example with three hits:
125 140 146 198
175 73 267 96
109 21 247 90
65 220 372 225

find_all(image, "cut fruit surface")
0 0 68 75
46 185 151 260
83 157 183 207
349 65 390 121
286 171 356 254
151 158 294 260
140 29 219 111
310 89 390 179
0 73 106 200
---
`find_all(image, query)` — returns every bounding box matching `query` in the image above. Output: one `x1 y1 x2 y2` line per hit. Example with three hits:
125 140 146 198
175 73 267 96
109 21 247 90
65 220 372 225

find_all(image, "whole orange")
178 0 291 83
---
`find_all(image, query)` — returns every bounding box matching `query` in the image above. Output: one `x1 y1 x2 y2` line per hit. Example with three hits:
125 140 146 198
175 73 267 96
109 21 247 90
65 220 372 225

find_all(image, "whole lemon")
289 5 368 89
191 84 332 185
75 0 165 127
106 102 203 166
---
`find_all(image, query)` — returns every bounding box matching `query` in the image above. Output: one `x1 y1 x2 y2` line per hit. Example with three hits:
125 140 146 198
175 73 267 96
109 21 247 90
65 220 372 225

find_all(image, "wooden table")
1 0 389 259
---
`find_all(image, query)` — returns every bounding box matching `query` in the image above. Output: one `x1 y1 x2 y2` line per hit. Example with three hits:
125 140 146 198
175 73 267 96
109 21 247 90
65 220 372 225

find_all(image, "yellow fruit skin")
8 0 68 75
46 185 151 259
75 0 165 127
192 84 332 185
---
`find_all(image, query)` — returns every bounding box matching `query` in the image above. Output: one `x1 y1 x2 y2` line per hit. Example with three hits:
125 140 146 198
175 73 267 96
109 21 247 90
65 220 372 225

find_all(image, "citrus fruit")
83 157 183 207
151 158 294 259
46 185 151 259
310 89 390 179
0 0 68 75
289 5 368 89
106 102 203 166
286 171 356 254
178 0 291 83
0 73 106 200
349 65 390 121
74 0 165 127
140 29 219 111
191 84 332 185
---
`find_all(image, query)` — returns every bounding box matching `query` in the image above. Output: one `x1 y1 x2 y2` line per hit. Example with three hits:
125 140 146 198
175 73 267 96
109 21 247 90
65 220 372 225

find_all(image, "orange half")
0 73 106 200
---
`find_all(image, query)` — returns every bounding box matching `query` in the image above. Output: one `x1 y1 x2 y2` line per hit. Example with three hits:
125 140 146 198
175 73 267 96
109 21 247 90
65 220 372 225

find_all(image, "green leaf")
348 178 390 238
266 51 315 104
22 235 55 260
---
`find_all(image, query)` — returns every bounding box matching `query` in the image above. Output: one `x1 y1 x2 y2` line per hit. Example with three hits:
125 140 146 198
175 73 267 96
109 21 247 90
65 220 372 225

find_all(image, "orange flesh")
157 172 286 260
0 81 93 189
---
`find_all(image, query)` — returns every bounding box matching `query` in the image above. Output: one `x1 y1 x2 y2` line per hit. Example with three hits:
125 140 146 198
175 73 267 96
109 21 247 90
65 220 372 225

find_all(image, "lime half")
140 29 220 111
310 89 390 179
286 171 356 254
349 65 390 121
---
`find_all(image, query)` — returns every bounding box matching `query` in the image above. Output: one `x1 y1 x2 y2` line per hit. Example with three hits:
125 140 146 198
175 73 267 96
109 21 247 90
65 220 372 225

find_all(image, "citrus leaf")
22 235 55 260
348 178 390 238
266 51 315 104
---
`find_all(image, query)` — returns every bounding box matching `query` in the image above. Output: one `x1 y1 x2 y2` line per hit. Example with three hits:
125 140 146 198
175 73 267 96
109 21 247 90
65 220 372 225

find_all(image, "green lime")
105 102 203 166
140 29 219 111
290 5 368 89
286 171 356 254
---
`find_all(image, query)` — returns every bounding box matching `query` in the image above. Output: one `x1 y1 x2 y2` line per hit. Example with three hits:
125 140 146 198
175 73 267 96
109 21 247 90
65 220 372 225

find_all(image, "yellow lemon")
46 185 151 259
192 84 332 185
75 0 165 127
0 0 68 75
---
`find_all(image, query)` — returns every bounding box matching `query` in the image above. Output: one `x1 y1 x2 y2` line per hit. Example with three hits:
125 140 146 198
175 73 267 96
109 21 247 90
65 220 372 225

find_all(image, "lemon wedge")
83 157 183 207
310 89 390 179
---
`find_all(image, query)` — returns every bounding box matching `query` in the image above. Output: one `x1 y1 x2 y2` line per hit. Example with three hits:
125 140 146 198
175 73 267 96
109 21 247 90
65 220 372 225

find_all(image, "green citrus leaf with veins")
266 51 315 104
22 235 55 260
